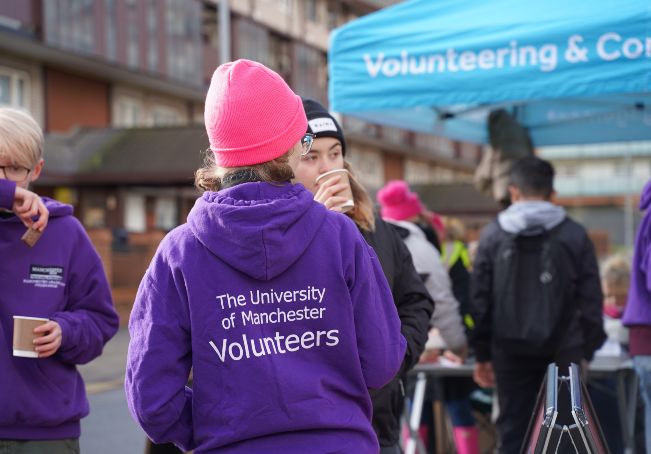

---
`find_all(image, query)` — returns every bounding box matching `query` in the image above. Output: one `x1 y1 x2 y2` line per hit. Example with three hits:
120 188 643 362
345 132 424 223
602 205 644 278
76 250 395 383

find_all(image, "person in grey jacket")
377 180 467 354
378 180 481 454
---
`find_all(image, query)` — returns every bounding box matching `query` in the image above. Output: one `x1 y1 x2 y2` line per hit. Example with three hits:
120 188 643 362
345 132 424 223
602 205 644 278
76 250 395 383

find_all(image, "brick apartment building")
0 0 481 322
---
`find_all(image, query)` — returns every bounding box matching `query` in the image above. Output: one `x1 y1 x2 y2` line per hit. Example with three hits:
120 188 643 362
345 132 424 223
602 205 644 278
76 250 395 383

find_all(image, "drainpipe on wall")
219 0 231 64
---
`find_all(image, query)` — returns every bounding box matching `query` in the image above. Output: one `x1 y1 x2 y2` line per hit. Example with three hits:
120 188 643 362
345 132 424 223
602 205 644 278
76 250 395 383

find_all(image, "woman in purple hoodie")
622 178 651 453
125 60 406 454
0 107 119 453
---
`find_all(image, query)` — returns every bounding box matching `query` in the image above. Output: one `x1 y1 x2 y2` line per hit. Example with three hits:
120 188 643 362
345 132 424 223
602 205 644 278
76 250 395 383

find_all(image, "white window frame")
124 193 146 233
149 105 184 126
0 66 30 110
115 96 145 127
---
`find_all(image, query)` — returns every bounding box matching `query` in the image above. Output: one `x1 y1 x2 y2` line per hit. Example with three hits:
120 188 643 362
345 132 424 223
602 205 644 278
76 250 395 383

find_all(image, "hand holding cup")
32 320 62 358
314 169 355 213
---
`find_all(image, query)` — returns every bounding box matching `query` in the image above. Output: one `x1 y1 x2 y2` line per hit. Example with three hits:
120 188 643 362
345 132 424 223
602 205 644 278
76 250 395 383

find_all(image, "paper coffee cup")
13 316 49 358
315 169 355 213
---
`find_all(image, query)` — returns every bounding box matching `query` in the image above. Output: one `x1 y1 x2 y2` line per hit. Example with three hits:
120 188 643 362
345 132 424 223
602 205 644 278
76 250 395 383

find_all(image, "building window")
124 193 146 233
147 0 158 72
234 18 268 65
305 0 318 22
292 42 327 105
201 3 219 48
155 197 177 231
269 33 291 81
0 67 30 109
166 0 202 86
44 0 95 55
327 2 340 29
115 97 145 127
105 0 118 61
614 162 630 177
126 0 140 69
557 164 578 178
149 105 184 126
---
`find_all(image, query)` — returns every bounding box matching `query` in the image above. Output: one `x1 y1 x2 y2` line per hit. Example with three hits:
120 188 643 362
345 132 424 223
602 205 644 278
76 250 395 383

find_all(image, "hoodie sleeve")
125 251 194 451
470 225 496 362
49 219 119 365
424 251 467 352
575 230 607 361
0 179 16 209
349 233 407 389
390 230 435 372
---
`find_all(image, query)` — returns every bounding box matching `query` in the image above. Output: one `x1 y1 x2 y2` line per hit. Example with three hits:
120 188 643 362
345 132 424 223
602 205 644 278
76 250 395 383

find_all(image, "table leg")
616 370 639 454
405 372 428 454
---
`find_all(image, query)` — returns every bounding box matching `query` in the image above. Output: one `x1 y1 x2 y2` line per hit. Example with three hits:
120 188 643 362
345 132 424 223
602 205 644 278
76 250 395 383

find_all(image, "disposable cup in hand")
315 169 355 213
13 316 49 358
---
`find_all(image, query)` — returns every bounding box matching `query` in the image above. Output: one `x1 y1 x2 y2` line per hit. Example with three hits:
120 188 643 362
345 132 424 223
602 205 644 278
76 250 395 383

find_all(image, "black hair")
509 156 555 198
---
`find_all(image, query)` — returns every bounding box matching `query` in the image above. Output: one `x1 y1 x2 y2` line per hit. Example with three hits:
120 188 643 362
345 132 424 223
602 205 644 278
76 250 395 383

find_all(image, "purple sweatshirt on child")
0 197 119 440
125 182 406 454
0 179 16 209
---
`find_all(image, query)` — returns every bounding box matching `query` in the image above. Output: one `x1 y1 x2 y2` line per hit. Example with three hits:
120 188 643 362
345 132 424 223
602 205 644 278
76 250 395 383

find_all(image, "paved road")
78 328 147 454
81 387 147 454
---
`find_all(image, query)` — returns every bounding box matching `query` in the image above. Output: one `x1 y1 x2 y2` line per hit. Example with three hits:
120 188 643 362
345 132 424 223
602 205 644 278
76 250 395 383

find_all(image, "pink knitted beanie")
204 59 307 167
377 180 423 221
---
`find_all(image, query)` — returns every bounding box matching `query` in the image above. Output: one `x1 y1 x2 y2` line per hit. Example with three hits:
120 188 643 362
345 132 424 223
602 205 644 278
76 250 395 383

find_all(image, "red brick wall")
45 68 110 133
384 153 404 182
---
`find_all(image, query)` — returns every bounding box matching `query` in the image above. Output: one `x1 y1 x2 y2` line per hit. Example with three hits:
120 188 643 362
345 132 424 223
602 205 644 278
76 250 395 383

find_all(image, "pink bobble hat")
204 59 308 167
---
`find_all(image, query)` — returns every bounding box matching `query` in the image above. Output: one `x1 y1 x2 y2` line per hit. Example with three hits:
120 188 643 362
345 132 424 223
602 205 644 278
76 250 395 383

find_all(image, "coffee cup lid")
315 168 349 183
13 316 49 321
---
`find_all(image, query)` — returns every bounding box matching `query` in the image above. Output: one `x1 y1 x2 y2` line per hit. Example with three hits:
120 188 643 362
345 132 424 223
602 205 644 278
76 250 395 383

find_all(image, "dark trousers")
379 444 402 454
0 440 79 454
145 440 182 454
492 347 582 454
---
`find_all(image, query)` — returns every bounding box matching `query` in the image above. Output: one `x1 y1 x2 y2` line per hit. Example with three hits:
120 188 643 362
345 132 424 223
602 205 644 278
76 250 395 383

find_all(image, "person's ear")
29 158 44 182
508 185 521 202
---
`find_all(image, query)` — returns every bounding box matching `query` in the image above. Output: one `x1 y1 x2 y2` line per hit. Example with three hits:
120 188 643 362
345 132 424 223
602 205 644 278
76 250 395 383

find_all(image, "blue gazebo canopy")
328 0 651 146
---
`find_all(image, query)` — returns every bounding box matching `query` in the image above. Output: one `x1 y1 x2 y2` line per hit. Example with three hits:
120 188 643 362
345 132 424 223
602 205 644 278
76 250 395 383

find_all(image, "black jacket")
470 217 606 363
362 218 435 447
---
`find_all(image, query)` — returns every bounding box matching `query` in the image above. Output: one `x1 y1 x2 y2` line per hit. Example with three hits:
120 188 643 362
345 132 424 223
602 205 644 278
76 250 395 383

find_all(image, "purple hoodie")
0 179 16 209
623 178 651 327
0 197 119 440
125 182 406 454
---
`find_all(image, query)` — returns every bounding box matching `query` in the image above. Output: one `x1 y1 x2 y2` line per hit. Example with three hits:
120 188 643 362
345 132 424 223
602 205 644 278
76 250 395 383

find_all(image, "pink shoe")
453 426 480 454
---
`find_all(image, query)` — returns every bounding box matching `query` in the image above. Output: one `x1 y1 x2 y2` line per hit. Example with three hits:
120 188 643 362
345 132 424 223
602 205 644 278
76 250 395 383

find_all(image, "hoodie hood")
187 182 327 281
640 178 651 211
0 197 73 223
498 200 566 234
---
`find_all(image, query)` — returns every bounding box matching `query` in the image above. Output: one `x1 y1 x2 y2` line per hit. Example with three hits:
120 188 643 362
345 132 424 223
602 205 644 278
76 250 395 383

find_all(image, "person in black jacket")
471 156 606 454
294 99 434 453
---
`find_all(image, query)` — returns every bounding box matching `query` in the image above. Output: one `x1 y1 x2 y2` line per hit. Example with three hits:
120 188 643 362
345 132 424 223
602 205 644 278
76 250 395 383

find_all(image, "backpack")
491 220 577 356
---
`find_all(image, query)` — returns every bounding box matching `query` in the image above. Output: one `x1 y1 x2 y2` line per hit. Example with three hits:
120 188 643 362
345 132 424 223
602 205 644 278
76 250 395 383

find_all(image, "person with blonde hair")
293 99 434 454
0 107 119 453
125 61 406 453
0 109 49 231
601 255 631 319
